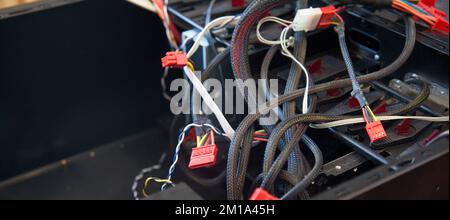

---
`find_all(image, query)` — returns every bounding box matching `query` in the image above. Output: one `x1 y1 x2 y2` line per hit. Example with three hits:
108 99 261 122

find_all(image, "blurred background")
0 0 168 182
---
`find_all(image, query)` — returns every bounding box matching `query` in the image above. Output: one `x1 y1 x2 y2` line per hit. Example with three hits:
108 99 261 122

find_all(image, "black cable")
336 25 368 108
228 82 428 199
227 16 415 198
281 135 323 200
228 2 415 199
280 0 309 181
256 83 430 191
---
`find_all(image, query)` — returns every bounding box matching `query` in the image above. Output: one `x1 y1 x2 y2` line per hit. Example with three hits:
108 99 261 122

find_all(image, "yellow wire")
329 22 341 26
366 106 378 121
198 133 209 147
142 177 175 198
187 62 195 72
196 136 201 148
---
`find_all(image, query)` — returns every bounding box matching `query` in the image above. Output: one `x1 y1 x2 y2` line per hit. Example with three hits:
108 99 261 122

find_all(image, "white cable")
256 16 310 114
186 16 238 58
183 66 235 139
280 26 310 114
309 116 450 129
257 16 293 45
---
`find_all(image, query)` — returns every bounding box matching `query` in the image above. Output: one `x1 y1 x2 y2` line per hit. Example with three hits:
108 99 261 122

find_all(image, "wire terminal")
293 6 338 32
249 188 279 200
366 120 388 143
188 144 218 169
162 51 188 68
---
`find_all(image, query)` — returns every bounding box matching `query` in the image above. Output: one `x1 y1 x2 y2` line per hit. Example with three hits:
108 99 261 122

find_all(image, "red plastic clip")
188 144 218 169
373 101 387 114
309 58 322 75
395 119 411 136
161 51 188 68
421 129 441 145
348 97 360 109
417 0 449 34
366 121 388 143
231 0 245 8
188 131 218 169
249 188 279 201
317 6 337 29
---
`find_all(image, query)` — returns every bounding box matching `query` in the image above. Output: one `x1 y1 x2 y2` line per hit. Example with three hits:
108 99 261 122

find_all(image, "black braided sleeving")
261 83 429 176
285 16 416 99
227 82 428 198
259 44 311 198
250 170 301 195
281 134 323 200
260 41 318 193
281 0 309 177
227 0 289 200
227 14 415 200
259 45 280 135
261 124 308 190
262 93 319 178
378 83 430 117
234 126 255 200
258 83 430 190
231 0 289 81
234 15 415 113
260 16 418 194
262 133 322 198
227 113 345 199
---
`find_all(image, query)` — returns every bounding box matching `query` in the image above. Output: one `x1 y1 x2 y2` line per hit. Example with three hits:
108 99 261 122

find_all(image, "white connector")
292 8 323 32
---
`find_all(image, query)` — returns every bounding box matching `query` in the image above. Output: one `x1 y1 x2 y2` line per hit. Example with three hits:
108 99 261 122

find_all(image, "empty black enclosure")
0 0 169 180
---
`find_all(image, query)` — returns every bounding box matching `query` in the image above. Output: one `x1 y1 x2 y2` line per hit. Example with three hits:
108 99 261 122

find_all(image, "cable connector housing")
366 121 388 143
249 188 279 200
417 0 449 34
162 51 188 68
293 6 337 32
318 6 339 29
188 144 218 169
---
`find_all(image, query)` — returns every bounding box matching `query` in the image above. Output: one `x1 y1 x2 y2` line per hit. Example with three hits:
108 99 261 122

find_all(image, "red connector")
161 51 188 68
417 0 449 34
188 144 218 169
317 6 338 29
365 121 388 143
249 188 279 201
293 6 340 32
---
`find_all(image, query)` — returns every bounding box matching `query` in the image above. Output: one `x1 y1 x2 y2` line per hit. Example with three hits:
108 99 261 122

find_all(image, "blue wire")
399 0 432 16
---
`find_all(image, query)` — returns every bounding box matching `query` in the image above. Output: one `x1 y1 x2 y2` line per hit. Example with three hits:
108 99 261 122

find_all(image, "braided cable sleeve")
227 0 289 200
234 126 255 199
281 134 323 200
228 83 429 198
227 12 415 200
258 84 430 190
281 0 308 177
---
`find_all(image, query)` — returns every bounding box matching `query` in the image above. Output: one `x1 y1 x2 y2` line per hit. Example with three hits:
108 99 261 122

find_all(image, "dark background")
0 0 168 181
